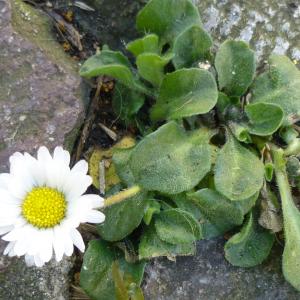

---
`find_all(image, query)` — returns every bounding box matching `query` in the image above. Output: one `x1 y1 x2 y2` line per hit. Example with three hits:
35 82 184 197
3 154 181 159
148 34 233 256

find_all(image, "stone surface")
196 0 300 62
143 238 300 300
0 0 86 299
73 0 300 63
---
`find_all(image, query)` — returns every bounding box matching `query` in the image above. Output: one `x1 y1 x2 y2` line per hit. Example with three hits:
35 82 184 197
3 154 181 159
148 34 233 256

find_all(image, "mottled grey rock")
143 238 300 300
0 0 86 299
196 0 300 62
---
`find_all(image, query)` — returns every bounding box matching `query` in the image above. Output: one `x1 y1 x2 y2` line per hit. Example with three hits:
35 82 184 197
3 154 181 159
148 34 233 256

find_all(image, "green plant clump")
79 0 300 298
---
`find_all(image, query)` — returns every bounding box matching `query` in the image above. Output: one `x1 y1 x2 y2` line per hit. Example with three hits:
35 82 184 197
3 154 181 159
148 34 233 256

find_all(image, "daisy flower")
0 146 105 267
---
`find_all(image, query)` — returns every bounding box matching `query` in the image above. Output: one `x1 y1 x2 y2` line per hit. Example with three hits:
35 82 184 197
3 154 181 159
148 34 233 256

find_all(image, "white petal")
70 228 85 252
0 173 10 189
27 229 40 256
9 152 24 174
25 254 35 267
38 230 53 263
13 225 37 256
53 226 65 262
53 146 70 166
3 242 15 255
34 254 45 267
63 173 92 201
2 226 25 241
80 194 105 209
71 160 88 174
9 153 35 192
84 210 105 224
37 146 52 162
64 232 74 257
0 225 13 235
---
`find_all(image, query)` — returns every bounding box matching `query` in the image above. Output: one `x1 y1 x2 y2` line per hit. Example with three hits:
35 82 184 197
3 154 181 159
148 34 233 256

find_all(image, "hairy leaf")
188 189 258 236
215 40 255 96
151 68 218 120
154 208 202 244
225 212 274 267
143 200 161 225
80 240 145 300
139 224 195 260
113 147 136 187
129 121 212 194
79 50 135 88
251 55 300 125
245 102 284 136
173 25 212 68
112 84 145 125
136 53 173 87
214 133 264 201
273 149 300 290
97 192 148 241
136 0 201 46
126 34 159 57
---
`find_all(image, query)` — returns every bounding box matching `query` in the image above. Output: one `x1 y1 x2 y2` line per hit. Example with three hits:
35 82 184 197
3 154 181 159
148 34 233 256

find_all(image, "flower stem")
104 185 142 207
284 138 300 156
272 148 296 217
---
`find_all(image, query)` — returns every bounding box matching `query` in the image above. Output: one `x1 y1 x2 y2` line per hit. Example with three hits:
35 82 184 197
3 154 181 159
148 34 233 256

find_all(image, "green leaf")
187 189 258 237
273 149 300 290
251 55 300 125
113 147 136 186
79 50 135 87
214 133 264 201
143 200 161 225
172 25 212 69
80 240 115 300
228 122 252 144
126 34 159 57
136 53 173 87
245 102 284 136
136 0 202 46
97 192 148 241
216 92 231 115
129 121 212 194
112 83 145 125
225 212 274 267
80 240 145 300
215 40 255 97
154 208 202 244
151 68 218 120
264 162 274 182
139 224 196 260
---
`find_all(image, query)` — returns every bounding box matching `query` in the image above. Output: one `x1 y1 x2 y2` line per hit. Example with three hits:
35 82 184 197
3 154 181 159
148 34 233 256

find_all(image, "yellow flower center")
22 187 66 229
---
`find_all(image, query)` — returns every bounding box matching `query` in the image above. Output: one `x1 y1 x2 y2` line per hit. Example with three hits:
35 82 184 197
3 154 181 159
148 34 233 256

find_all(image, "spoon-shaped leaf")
126 34 159 57
225 211 274 267
273 149 300 290
136 53 173 87
136 0 202 46
129 121 212 194
251 55 300 125
172 25 213 69
215 40 255 97
79 50 133 85
154 208 202 244
214 133 264 201
245 102 284 136
151 68 218 121
139 223 196 260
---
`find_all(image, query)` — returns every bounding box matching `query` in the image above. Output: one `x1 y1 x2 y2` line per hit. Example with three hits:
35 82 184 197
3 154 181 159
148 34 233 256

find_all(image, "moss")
11 0 78 74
